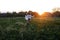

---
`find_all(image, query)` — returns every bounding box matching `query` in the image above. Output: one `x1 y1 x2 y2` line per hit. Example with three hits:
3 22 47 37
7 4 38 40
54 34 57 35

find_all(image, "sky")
0 0 60 14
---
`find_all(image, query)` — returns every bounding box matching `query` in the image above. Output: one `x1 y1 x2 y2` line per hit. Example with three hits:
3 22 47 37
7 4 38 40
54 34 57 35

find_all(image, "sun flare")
37 9 52 15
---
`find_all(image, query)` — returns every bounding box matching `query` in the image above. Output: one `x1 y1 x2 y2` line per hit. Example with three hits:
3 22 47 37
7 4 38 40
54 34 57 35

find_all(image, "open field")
0 17 60 40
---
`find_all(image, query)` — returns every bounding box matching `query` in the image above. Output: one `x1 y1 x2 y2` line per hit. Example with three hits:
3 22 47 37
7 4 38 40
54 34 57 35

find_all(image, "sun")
37 11 44 15
37 9 52 15
39 12 44 15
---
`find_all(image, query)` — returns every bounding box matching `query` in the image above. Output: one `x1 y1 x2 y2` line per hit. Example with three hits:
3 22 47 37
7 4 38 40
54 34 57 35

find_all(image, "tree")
18 11 27 17
32 12 40 17
52 7 60 12
12 11 17 17
6 12 12 17
52 7 60 17
41 12 52 17
52 11 60 17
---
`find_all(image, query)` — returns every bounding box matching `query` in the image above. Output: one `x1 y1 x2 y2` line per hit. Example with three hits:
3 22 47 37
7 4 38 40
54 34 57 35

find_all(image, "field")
0 17 60 40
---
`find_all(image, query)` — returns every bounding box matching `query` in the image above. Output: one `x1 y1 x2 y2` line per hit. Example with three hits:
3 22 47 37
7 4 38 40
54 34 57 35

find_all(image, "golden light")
37 10 52 15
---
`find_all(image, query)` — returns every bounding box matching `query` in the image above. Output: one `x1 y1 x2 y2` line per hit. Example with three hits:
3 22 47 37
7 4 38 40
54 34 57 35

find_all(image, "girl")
25 11 33 24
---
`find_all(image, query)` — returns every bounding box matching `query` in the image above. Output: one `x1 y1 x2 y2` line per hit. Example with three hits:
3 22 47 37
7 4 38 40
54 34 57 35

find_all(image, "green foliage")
0 17 60 40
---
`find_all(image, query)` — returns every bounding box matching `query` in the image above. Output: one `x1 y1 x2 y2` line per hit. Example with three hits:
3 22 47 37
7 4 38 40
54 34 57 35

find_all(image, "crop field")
0 17 60 40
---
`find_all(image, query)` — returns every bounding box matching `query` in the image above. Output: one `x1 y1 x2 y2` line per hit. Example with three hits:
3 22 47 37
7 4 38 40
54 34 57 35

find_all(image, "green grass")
0 17 60 40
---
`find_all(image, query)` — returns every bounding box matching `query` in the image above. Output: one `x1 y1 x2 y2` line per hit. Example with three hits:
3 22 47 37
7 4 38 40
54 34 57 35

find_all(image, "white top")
25 15 32 20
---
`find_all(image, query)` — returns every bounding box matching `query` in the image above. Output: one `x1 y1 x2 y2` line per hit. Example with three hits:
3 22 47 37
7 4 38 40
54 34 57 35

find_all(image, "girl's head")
25 11 32 15
28 11 32 15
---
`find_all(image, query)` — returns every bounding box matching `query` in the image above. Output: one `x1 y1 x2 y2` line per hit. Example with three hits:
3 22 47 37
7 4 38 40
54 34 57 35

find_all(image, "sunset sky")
0 0 60 14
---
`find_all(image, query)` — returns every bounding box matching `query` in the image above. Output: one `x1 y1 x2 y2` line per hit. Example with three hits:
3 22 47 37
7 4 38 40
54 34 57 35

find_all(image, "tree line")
41 11 60 17
0 11 40 17
0 10 60 17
